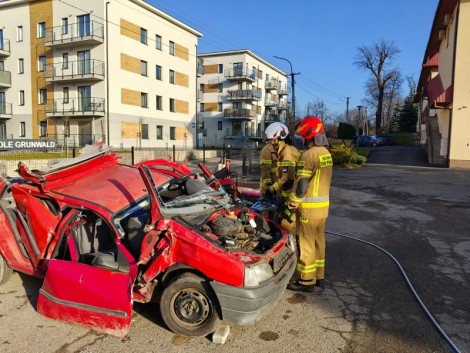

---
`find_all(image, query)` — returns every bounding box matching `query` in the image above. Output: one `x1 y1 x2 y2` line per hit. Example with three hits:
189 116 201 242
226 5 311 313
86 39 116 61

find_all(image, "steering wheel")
167 173 198 192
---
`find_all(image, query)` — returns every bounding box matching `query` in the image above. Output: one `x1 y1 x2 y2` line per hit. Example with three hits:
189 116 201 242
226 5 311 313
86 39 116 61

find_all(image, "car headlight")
244 261 274 287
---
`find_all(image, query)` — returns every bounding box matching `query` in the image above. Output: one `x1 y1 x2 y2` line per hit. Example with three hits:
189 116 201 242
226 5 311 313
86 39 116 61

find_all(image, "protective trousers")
295 216 326 285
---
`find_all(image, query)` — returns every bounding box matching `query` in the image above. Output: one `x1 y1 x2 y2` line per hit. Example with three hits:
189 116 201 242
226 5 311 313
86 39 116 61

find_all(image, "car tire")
0 254 13 286
160 273 220 337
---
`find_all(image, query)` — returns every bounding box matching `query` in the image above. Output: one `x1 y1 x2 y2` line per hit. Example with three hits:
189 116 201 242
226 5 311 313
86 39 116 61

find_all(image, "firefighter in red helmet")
287 116 333 292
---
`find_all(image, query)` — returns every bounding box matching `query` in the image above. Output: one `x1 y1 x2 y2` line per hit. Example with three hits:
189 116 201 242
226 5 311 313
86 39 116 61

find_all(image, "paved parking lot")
0 146 468 353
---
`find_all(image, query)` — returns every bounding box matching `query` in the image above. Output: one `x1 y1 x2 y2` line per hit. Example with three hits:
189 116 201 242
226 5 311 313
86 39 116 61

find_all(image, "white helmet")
265 122 289 140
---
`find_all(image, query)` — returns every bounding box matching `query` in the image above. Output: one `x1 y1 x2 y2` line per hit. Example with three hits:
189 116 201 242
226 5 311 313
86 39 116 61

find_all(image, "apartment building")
196 50 289 148
0 0 202 148
415 0 470 168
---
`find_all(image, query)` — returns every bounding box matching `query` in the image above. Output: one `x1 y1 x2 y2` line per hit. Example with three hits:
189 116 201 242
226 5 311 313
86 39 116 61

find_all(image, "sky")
149 0 439 117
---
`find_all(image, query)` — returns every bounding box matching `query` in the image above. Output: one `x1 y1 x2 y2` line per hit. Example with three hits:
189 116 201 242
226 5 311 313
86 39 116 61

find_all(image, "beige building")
197 50 289 148
0 0 202 148
416 0 470 168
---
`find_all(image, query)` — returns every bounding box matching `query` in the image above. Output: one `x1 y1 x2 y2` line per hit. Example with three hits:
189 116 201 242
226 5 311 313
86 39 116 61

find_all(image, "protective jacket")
271 141 299 199
289 145 332 219
259 143 278 192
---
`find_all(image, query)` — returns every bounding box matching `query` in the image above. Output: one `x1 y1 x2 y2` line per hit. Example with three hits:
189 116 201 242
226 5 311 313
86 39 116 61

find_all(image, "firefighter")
259 139 277 194
264 122 299 234
286 116 333 293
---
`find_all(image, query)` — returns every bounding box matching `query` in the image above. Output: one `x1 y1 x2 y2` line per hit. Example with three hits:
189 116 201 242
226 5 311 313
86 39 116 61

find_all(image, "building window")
20 122 26 137
62 53 69 69
140 28 148 44
38 22 46 38
218 102 222 112
141 92 148 108
218 121 222 130
17 26 23 42
63 87 69 103
19 90 25 106
77 14 91 36
156 125 163 139
39 89 47 104
141 124 149 139
200 103 204 112
259 70 263 79
170 126 176 140
169 98 175 112
40 121 47 137
141 60 147 76
218 83 223 93
156 95 162 110
38 56 46 72
62 18 68 35
155 34 162 50
218 64 223 73
18 58 24 74
156 65 162 80
266 74 269 80
169 41 175 55
0 60 3 71
169 70 175 84
200 84 204 93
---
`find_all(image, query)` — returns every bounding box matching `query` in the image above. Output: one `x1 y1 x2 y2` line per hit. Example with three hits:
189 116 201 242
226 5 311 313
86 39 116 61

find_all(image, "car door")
37 210 137 338
11 185 61 266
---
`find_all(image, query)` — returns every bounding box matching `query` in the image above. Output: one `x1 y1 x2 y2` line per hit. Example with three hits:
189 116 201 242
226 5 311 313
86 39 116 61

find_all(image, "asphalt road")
0 145 468 353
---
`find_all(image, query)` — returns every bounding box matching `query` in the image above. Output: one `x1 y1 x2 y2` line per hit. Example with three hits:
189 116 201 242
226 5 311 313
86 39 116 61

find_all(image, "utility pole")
274 56 300 135
356 105 363 148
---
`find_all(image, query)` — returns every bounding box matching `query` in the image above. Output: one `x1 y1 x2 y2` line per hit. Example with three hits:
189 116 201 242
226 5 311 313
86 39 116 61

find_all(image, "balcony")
0 38 10 57
227 89 261 101
265 79 279 91
0 103 12 119
278 84 288 95
264 97 277 106
44 21 104 48
264 114 280 123
45 97 105 118
224 108 256 121
224 68 256 82
197 90 203 102
278 101 289 110
45 59 105 83
0 70 11 88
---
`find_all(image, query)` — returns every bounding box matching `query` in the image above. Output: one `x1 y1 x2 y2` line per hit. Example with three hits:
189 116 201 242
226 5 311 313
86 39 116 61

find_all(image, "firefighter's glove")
263 187 274 200
280 204 295 223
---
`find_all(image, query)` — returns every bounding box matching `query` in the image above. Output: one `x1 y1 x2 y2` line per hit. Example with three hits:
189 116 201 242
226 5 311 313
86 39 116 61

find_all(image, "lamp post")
356 105 363 148
274 56 300 135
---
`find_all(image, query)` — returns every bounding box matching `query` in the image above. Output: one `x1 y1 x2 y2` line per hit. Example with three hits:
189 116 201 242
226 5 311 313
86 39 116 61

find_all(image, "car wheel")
160 273 220 337
0 254 13 286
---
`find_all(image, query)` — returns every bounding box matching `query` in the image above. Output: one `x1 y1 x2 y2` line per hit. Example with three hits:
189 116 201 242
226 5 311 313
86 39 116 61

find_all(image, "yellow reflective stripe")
261 179 272 185
298 161 305 168
290 195 302 203
281 191 292 198
303 196 329 202
315 260 325 268
270 167 277 173
297 170 312 177
279 161 296 167
312 169 321 197
260 159 272 165
299 217 308 223
296 263 316 273
319 154 333 167
300 201 329 208
273 182 281 191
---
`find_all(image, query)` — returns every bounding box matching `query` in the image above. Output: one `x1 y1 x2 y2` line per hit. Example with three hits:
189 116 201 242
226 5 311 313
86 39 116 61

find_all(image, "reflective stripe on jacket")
259 143 278 191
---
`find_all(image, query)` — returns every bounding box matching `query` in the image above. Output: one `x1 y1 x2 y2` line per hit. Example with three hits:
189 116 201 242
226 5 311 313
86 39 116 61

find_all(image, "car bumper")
210 252 296 325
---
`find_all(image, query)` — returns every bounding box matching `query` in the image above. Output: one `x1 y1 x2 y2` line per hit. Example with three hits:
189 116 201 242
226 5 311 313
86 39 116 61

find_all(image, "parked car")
378 134 394 145
0 144 296 338
352 135 384 147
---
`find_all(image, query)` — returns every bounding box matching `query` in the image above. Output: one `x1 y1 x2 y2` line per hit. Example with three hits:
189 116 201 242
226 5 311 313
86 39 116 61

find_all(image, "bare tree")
354 40 400 131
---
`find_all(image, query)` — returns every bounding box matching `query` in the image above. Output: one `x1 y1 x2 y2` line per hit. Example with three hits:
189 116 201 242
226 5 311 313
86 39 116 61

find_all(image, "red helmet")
296 116 324 140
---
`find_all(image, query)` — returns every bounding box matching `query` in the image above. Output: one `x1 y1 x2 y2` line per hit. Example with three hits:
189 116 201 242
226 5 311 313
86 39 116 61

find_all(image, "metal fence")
0 145 223 178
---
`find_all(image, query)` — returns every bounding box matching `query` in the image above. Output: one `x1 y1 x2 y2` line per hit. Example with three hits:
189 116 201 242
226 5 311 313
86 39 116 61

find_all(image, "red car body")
0 145 295 338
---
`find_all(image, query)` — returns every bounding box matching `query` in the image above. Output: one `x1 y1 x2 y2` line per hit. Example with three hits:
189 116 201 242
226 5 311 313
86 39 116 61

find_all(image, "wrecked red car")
0 145 296 338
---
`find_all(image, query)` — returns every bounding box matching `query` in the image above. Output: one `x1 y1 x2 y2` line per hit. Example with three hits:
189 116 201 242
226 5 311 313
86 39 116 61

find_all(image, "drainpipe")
448 1 460 167
106 1 110 146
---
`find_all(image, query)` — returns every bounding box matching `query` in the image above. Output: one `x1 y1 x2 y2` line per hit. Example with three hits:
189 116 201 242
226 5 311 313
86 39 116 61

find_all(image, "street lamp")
274 56 300 134
356 105 363 148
